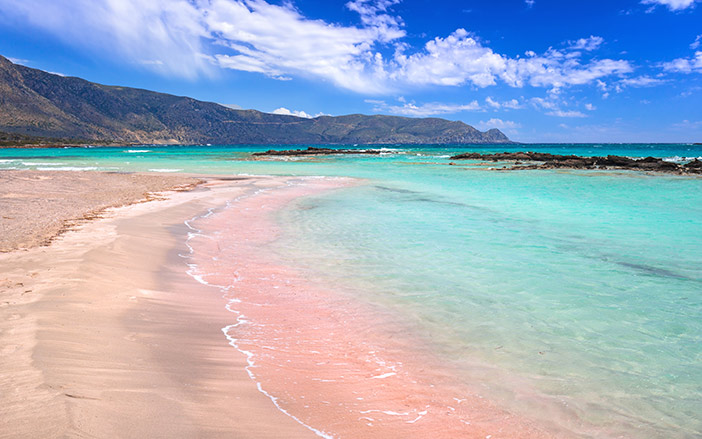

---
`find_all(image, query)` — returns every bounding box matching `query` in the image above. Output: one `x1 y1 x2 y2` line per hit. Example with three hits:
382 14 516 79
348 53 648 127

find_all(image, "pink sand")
187 176 557 439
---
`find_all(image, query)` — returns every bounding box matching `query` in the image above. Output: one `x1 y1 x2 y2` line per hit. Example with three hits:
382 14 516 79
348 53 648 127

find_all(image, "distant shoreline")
2 141 702 149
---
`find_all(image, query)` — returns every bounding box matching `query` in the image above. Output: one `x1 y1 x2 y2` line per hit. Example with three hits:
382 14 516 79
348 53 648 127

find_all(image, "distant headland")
0 55 510 147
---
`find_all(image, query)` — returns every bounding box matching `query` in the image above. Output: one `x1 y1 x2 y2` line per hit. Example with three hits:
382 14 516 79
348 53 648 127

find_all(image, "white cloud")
0 0 213 79
662 51 702 73
531 97 558 110
345 0 404 42
546 110 587 118
272 107 324 118
525 0 535 7
208 0 394 91
584 103 596 111
0 0 634 94
568 36 604 51
485 97 501 108
389 30 631 91
370 100 481 116
641 0 698 10
691 35 702 49
6 57 29 65
502 99 522 109
475 118 521 131
618 75 667 87
485 97 522 109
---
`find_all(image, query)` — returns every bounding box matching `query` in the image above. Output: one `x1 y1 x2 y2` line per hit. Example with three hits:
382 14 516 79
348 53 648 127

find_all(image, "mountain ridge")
0 55 511 145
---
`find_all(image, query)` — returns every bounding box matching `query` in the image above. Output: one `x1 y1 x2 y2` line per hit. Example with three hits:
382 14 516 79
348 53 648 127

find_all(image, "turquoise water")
2 144 701 437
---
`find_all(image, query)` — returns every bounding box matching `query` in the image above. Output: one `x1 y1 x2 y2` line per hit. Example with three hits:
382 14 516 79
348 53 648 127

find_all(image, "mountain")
0 56 511 145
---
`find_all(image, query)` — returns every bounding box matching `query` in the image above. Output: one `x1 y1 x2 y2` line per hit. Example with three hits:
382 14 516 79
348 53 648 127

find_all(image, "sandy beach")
0 170 202 252
0 169 562 438
0 171 317 438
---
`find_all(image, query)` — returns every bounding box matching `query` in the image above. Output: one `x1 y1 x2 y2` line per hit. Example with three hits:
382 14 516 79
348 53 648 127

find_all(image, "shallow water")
3 143 701 437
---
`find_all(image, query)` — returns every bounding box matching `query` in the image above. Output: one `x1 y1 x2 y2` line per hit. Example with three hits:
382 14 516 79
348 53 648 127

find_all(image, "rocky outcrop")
449 152 702 174
252 147 386 156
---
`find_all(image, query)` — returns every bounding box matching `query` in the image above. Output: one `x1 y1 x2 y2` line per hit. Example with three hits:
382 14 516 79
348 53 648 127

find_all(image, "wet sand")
0 172 316 438
188 176 558 438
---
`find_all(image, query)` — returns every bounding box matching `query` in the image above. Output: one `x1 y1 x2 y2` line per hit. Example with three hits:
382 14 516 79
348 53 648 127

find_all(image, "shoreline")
0 171 317 438
185 175 560 438
0 169 623 438
1 169 558 438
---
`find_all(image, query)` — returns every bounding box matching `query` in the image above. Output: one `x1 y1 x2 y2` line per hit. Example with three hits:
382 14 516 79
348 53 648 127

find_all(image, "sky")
0 0 701 143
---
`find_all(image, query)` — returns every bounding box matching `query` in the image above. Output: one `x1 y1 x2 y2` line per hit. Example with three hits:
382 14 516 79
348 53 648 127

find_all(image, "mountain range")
0 55 510 145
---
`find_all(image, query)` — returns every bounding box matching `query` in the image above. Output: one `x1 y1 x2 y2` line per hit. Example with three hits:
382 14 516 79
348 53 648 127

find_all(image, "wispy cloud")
672 119 702 128
618 75 667 87
568 36 604 51
345 0 404 42
546 110 587 118
475 118 521 133
662 51 702 73
531 97 558 110
485 97 522 109
0 0 213 79
640 0 698 10
368 99 481 116
0 0 634 94
6 57 30 65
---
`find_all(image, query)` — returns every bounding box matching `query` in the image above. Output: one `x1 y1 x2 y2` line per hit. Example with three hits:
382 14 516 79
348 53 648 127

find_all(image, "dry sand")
0 171 316 438
0 170 202 252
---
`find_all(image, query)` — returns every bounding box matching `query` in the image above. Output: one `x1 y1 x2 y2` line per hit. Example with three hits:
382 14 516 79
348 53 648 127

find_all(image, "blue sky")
0 0 700 142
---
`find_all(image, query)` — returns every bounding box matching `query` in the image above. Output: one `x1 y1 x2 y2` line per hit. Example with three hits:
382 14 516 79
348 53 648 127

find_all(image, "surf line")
181 176 341 439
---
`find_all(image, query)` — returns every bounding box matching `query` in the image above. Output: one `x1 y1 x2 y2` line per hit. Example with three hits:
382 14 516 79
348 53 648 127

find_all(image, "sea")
2 143 701 438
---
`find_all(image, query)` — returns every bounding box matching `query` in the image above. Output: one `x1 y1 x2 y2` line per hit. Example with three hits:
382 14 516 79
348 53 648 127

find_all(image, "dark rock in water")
252 147 384 156
551 159 595 169
595 155 636 167
449 151 702 175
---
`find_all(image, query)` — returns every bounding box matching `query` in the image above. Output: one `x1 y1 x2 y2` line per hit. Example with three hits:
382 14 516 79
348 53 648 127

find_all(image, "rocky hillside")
0 56 511 145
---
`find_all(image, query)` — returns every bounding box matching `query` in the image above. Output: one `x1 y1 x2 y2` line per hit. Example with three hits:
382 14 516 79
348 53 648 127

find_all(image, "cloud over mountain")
0 0 635 94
